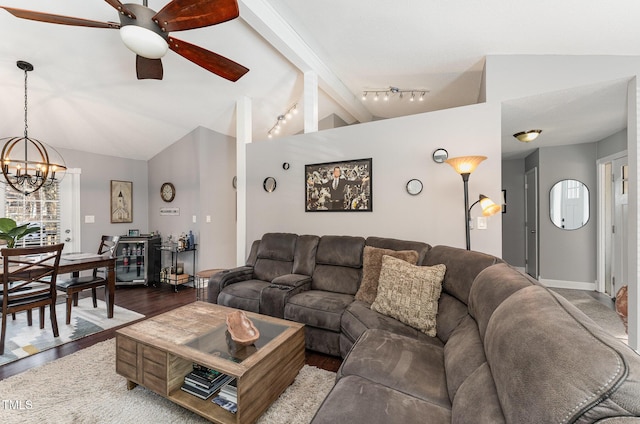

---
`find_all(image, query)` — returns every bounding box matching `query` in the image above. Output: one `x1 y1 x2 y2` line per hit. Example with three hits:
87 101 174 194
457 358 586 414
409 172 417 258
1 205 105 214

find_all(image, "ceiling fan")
0 0 249 81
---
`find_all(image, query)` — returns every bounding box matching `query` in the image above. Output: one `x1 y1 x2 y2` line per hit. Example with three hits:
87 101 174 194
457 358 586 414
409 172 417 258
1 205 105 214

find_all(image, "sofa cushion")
365 236 431 263
253 233 298 282
485 285 640 423
311 264 362 295
341 300 444 349
435 292 470 343
354 246 419 304
338 329 450 407
371 256 445 337
443 315 486 400
422 245 501 305
468 263 534 341
285 290 354 332
217 280 270 313
315 235 365 268
310 375 452 424
292 234 319 276
451 363 505 423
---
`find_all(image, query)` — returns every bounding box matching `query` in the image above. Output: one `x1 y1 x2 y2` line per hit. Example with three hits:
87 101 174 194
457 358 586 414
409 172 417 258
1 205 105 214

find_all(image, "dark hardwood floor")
0 284 342 380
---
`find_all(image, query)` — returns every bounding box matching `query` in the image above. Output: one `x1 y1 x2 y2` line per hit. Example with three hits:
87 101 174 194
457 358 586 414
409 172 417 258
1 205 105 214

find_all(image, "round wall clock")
160 182 176 202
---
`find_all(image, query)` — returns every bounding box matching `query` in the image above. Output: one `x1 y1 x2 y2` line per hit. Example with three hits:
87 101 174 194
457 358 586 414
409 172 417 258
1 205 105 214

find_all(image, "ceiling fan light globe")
120 26 168 59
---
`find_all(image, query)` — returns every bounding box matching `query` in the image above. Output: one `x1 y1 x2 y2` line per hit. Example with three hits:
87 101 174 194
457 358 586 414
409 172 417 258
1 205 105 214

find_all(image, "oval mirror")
549 179 589 230
263 177 277 193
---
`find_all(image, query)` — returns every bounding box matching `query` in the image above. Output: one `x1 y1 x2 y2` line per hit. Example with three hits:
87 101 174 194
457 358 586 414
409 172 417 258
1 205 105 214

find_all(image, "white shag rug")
0 338 336 424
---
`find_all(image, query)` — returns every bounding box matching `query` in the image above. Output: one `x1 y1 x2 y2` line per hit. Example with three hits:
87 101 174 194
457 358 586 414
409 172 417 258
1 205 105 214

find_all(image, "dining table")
1 253 117 318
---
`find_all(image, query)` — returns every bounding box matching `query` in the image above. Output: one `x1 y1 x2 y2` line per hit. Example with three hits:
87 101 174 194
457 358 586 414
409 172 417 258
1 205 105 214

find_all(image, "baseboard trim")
538 278 596 291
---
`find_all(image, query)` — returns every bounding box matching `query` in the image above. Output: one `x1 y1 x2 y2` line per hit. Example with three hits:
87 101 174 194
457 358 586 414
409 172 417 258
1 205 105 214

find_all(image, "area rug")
0 298 144 366
0 338 336 424
549 288 628 344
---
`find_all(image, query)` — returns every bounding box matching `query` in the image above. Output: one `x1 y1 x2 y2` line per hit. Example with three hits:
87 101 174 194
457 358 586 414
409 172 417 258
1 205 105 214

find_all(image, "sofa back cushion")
253 233 297 282
468 263 534 341
485 285 640 423
292 235 320 276
365 236 431 263
423 245 502 305
312 235 365 294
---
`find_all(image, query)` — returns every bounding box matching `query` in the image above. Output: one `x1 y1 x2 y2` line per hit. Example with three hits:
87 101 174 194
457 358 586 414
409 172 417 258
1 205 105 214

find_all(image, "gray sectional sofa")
208 232 640 423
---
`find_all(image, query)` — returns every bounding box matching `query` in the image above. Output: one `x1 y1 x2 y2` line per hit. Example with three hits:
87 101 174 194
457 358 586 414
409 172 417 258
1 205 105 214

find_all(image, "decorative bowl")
226 310 260 346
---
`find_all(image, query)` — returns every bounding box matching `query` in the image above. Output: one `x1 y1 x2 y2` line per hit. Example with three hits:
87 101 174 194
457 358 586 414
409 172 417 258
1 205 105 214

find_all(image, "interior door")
59 169 82 254
611 156 629 298
525 167 538 278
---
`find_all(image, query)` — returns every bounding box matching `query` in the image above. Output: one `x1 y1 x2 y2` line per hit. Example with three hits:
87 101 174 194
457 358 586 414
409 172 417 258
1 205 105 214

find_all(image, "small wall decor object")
305 158 372 212
111 180 133 223
263 177 277 192
406 179 423 195
282 162 290 170
160 182 175 202
432 148 449 163
226 310 260 346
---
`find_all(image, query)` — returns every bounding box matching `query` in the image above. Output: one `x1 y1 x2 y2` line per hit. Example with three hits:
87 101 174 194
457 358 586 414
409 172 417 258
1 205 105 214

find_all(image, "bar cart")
158 242 197 292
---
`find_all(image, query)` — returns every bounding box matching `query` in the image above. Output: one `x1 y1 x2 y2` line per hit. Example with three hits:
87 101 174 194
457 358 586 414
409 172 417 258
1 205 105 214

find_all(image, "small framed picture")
111 180 133 223
128 229 140 237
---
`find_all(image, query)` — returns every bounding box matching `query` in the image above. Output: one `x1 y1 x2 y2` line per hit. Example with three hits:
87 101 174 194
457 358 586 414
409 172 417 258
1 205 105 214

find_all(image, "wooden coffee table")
115 301 305 424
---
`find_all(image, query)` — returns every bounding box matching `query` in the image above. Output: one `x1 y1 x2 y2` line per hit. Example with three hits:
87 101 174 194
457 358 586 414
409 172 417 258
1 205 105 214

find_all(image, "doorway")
597 153 628 297
525 167 538 278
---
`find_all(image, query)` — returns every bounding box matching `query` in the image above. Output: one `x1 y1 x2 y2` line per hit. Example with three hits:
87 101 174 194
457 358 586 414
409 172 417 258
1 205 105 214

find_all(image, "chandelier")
1 61 66 195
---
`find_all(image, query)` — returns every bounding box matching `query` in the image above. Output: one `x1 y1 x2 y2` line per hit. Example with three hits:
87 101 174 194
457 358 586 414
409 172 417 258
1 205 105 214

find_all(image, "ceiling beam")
239 0 372 124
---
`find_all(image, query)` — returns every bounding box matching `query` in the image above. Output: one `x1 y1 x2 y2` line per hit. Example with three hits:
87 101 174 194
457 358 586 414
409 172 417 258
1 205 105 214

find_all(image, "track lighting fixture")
267 104 298 139
361 87 429 104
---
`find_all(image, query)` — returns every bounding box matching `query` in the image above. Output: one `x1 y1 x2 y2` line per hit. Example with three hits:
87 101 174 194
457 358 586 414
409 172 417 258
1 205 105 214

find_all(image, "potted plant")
0 218 42 248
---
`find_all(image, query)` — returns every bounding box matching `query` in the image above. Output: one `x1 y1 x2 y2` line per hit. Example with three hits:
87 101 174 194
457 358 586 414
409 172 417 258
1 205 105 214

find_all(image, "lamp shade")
445 156 487 175
478 195 502 216
120 26 169 59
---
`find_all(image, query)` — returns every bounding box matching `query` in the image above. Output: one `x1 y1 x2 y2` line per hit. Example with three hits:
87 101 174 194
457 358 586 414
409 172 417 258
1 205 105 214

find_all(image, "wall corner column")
628 78 639 351
236 96 252 266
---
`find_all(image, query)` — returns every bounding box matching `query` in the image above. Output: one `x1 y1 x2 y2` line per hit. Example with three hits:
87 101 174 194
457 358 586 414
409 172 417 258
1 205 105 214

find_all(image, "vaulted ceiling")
0 0 638 161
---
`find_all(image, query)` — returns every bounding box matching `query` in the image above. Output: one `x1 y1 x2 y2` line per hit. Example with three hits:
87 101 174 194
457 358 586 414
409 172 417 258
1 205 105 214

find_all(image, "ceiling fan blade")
136 56 163 80
168 36 248 82
153 0 239 32
0 6 119 28
103 0 136 19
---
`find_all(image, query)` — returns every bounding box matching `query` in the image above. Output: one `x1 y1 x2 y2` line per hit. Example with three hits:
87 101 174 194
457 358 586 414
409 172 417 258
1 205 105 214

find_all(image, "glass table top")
184 316 289 363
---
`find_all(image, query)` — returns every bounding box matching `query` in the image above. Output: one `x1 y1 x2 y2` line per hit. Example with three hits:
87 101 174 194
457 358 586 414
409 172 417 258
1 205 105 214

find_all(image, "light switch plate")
84 215 95 224
477 217 488 230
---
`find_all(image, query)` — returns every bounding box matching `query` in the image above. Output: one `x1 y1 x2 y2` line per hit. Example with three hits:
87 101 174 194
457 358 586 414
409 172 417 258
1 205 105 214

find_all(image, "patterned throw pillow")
371 255 446 337
355 246 419 305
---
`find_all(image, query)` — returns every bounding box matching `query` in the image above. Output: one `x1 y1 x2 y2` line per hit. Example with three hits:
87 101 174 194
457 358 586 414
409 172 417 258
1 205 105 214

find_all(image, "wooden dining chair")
56 235 119 324
1 243 65 355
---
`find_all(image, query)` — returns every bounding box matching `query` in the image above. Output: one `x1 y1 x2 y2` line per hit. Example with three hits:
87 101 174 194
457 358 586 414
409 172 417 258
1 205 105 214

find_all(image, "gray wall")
148 127 236 272
245 103 503 256
597 129 627 159
501 159 525 267
57 147 148 252
538 143 598 284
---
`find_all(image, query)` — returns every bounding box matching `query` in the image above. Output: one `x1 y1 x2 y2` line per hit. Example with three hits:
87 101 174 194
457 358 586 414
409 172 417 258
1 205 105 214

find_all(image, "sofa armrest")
207 266 254 303
261 274 312 318
270 273 312 289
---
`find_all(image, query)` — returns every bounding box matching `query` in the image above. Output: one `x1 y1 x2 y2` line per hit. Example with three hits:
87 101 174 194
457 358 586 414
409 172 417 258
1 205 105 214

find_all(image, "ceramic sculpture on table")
226 310 260 345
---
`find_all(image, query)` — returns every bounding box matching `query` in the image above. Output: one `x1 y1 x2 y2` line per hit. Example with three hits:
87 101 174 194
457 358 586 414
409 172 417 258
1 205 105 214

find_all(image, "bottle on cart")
188 230 195 249
178 233 186 251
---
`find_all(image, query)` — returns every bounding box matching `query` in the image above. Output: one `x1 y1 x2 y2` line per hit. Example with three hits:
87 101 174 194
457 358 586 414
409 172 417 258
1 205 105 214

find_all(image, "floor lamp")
445 156 501 250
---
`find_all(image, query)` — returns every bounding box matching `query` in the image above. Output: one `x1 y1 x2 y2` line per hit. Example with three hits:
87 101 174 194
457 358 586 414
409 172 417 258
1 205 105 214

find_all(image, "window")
3 182 61 247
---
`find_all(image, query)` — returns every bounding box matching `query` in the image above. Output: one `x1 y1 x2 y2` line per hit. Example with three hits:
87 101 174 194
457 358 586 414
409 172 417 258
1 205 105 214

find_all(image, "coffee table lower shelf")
115 302 305 424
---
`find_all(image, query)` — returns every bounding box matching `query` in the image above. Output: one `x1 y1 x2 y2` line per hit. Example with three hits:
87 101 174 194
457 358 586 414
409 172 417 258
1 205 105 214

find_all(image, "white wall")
148 127 236 273
245 103 502 256
57 147 148 252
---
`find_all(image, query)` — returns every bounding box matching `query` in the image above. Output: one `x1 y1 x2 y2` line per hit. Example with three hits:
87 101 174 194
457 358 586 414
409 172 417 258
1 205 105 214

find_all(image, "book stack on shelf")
180 364 233 400
212 378 238 414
